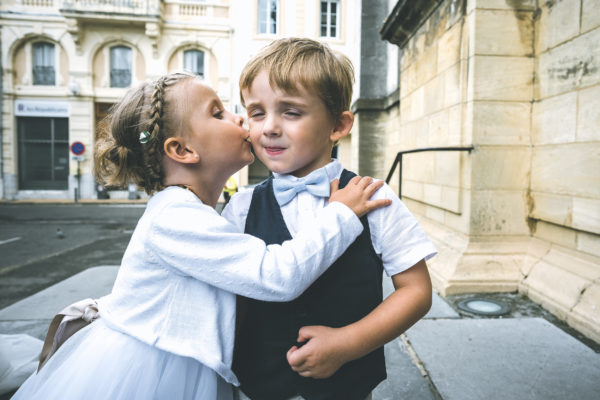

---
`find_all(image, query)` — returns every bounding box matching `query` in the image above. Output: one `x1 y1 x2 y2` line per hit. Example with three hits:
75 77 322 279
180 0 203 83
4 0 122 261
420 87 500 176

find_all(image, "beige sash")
37 298 99 372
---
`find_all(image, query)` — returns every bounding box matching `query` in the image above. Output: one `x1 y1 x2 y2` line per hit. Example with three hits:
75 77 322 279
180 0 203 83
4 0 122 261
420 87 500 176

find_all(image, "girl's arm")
286 259 432 378
149 178 390 302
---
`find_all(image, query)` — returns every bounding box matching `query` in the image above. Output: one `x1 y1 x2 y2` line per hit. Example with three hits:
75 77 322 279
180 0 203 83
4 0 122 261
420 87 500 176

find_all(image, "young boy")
222 38 437 400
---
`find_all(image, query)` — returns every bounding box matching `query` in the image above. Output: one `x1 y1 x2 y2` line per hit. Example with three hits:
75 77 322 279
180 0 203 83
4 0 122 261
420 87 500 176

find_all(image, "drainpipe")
0 33 4 200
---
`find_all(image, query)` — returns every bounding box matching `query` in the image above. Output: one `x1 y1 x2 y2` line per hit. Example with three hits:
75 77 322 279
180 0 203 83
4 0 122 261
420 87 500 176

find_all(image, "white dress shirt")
98 186 364 385
222 159 437 278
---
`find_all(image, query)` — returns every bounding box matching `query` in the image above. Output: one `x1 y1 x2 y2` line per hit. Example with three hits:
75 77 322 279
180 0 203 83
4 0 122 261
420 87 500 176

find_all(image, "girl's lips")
265 146 285 156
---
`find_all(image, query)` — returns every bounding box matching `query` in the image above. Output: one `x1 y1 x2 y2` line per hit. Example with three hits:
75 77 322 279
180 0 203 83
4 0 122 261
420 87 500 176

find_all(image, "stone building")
358 0 599 343
0 0 360 199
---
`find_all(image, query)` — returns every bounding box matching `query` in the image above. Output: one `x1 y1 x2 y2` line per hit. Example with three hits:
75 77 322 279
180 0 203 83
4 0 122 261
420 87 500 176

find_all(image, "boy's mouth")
265 146 285 156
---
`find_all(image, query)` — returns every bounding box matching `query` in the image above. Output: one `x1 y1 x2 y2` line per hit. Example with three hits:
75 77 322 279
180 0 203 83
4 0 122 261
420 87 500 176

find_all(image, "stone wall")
380 0 599 343
521 0 600 344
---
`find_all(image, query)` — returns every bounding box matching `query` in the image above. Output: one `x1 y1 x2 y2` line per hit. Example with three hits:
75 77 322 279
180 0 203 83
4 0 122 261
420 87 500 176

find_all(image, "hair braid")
94 72 196 195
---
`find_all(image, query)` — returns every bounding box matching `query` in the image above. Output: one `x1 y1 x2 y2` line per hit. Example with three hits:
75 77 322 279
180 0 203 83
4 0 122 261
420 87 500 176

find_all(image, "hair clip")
139 130 151 144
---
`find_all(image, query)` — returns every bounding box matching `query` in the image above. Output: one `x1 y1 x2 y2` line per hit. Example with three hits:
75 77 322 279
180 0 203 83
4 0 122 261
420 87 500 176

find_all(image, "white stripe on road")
0 237 22 245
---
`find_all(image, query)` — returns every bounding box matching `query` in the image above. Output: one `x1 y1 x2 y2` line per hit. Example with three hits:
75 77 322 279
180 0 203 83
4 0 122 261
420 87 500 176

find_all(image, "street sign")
70 141 85 156
72 155 85 162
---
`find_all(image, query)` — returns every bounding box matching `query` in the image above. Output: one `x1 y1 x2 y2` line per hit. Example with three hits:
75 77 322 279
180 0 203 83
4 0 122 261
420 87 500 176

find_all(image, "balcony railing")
33 66 56 86
60 0 161 16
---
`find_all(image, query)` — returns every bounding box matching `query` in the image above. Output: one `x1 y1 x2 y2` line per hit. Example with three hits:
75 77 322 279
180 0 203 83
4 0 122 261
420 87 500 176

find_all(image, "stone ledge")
380 0 445 47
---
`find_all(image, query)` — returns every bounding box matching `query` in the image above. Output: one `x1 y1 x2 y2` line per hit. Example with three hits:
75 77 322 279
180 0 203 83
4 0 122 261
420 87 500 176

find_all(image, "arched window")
110 46 132 88
32 42 55 86
184 49 205 78
258 0 278 34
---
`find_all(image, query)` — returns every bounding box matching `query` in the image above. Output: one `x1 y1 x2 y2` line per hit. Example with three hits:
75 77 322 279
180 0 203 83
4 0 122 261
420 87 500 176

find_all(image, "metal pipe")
385 146 474 199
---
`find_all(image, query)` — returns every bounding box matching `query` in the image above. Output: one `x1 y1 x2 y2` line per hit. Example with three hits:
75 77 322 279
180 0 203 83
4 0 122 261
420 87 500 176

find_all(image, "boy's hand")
328 176 391 218
286 325 350 379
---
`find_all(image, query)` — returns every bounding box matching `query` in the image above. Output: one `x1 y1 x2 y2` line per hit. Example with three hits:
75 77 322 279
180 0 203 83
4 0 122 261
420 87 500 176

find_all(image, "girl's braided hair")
94 72 195 195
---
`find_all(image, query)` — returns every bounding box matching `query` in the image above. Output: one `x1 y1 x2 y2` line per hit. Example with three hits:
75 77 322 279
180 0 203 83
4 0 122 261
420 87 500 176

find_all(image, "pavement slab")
0 266 118 339
406 318 600 400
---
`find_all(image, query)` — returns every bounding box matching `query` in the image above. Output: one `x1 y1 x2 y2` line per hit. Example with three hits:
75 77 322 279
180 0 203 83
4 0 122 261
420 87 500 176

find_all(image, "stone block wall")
381 0 599 343
521 0 600 343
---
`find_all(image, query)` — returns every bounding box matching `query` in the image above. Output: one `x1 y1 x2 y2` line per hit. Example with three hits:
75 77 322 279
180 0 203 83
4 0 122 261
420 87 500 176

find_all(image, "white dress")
12 187 364 400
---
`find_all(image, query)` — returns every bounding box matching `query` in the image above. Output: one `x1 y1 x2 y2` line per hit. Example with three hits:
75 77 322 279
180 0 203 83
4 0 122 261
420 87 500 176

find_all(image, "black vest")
233 170 386 400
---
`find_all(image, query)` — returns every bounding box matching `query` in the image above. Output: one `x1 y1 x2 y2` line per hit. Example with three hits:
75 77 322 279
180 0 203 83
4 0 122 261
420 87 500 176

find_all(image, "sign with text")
15 100 70 117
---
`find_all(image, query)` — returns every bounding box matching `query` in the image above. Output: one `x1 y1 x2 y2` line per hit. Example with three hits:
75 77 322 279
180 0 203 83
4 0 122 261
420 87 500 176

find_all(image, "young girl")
11 72 389 400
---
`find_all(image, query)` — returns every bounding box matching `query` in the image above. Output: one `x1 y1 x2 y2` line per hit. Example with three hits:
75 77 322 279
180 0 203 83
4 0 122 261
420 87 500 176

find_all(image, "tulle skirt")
12 319 233 400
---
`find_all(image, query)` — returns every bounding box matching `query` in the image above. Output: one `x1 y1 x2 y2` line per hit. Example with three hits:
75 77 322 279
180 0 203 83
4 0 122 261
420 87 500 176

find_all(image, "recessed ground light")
456 298 510 316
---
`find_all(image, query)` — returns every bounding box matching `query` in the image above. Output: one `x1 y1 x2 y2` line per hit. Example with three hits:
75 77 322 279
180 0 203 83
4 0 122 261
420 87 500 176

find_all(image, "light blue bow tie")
272 169 331 206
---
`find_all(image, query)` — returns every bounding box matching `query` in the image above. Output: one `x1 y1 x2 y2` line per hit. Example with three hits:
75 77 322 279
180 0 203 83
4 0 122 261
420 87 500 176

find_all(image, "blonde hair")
94 72 196 195
239 37 355 118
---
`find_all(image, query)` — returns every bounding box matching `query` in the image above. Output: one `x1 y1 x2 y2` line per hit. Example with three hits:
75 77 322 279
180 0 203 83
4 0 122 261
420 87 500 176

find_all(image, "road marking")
0 237 21 245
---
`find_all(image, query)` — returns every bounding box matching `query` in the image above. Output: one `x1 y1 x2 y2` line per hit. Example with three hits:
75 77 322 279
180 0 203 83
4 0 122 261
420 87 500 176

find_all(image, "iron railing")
385 146 474 199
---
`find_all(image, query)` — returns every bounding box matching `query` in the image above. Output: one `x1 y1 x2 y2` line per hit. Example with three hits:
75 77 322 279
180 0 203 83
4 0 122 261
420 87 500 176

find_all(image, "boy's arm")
286 258 432 378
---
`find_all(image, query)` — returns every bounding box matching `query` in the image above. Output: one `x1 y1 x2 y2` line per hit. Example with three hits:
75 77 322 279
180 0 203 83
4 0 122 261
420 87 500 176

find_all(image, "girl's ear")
164 137 199 164
330 111 354 143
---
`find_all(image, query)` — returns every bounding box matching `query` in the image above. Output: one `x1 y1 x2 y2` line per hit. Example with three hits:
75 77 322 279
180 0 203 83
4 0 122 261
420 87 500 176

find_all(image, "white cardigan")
98 186 363 385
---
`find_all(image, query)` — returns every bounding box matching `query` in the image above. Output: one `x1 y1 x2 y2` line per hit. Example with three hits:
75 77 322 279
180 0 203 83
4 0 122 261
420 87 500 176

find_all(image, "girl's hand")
328 176 391 217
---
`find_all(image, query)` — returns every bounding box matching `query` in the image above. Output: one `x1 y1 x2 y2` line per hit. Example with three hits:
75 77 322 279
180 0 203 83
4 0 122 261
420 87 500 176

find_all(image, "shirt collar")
272 159 342 182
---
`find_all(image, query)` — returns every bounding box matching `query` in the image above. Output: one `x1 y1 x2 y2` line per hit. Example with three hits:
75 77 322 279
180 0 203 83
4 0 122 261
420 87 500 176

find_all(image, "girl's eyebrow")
206 98 222 111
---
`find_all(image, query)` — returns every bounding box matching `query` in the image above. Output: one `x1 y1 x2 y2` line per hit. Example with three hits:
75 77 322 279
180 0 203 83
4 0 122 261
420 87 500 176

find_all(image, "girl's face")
184 79 254 176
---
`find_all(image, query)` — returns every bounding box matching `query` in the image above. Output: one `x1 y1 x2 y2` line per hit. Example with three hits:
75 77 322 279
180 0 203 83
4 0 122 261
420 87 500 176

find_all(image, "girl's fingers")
366 199 392 211
329 179 340 194
358 176 373 188
365 179 385 196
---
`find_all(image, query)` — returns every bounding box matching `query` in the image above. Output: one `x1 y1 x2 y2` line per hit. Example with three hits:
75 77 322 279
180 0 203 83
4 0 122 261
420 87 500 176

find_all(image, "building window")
184 49 205 78
32 42 55 85
110 46 132 88
18 117 69 190
258 0 278 34
320 0 340 38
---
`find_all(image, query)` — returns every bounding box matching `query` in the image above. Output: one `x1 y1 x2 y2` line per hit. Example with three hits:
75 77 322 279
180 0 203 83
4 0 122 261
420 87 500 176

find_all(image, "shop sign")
15 100 70 117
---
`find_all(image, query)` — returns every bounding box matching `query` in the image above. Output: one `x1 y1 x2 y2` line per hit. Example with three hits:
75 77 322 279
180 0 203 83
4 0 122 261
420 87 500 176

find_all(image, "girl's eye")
213 110 224 119
249 111 264 119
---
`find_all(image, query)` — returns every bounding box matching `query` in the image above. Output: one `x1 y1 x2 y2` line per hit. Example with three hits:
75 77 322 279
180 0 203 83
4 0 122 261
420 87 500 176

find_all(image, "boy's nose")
261 115 281 136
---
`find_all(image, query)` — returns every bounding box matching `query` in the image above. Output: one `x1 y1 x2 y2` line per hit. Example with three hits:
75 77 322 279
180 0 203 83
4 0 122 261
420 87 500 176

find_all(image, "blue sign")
70 141 85 156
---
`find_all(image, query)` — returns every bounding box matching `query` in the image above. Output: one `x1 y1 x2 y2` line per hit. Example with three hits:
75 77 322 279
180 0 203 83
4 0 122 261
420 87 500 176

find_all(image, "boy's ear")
164 137 199 164
330 111 354 143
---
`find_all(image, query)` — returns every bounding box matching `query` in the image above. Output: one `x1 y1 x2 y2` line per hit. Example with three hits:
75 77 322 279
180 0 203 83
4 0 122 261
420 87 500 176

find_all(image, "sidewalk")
1 266 599 399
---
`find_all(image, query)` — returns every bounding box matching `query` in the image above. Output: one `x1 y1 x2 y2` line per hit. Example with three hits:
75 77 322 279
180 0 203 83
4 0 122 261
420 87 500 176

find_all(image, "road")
0 203 146 309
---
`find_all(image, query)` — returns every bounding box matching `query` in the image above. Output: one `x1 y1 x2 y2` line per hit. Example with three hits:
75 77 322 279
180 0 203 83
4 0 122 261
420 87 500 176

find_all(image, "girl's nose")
234 113 244 126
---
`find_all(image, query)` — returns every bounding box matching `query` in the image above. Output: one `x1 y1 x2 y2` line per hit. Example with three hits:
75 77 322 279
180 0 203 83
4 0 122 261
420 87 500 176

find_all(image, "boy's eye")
249 110 264 119
213 110 224 119
284 109 302 117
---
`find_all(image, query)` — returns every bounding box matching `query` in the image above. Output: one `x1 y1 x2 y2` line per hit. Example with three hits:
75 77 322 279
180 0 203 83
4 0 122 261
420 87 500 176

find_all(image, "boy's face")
242 70 336 177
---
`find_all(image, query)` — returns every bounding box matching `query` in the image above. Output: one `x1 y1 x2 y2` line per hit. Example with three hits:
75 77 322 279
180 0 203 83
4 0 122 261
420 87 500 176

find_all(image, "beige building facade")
0 0 361 199
373 0 599 343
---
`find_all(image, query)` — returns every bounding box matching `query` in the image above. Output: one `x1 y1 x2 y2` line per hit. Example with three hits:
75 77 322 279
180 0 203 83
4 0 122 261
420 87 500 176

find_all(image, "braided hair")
94 72 195 195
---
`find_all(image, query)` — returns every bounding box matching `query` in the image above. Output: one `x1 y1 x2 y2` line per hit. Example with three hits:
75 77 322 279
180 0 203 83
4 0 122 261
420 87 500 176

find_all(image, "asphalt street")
0 203 145 309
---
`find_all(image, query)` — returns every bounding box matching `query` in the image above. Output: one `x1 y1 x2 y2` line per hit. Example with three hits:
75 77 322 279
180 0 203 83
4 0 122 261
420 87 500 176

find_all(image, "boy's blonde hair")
94 72 196 195
239 37 355 118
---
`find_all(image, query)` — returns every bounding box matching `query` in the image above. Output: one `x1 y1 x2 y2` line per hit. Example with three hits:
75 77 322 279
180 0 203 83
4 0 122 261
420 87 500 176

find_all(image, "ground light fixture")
456 298 511 317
